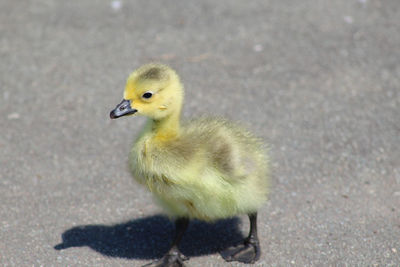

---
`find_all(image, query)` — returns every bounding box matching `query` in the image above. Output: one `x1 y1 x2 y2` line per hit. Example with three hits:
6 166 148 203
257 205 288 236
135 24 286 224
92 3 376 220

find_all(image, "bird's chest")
135 138 165 171
130 139 173 189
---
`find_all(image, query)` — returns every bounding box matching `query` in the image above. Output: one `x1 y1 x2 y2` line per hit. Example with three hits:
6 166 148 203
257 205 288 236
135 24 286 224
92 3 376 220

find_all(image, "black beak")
110 99 137 119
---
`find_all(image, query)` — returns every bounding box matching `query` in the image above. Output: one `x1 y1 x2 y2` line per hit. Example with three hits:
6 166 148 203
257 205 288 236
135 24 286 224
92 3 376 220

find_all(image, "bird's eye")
142 91 153 99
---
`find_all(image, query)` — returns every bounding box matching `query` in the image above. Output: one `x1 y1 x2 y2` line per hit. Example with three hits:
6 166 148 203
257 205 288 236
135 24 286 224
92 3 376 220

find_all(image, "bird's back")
181 117 268 179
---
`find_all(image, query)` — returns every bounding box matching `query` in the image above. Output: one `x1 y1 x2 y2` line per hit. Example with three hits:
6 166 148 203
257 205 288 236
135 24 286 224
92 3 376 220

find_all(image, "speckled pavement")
1 0 399 266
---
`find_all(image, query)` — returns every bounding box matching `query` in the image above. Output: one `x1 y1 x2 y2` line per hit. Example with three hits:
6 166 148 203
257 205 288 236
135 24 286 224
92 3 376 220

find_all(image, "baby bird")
110 63 269 266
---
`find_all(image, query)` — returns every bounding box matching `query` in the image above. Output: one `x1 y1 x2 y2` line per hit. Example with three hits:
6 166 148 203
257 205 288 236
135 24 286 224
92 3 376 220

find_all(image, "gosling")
110 63 269 266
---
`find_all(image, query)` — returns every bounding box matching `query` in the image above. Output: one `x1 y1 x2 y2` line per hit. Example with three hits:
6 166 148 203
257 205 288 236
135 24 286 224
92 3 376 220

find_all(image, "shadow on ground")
54 215 244 259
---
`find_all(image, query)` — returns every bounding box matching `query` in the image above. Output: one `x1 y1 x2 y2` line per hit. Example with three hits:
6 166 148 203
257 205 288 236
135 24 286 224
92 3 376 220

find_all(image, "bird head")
110 63 183 120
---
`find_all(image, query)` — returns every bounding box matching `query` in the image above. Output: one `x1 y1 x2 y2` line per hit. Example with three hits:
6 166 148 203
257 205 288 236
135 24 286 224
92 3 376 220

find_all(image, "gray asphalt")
1 0 399 266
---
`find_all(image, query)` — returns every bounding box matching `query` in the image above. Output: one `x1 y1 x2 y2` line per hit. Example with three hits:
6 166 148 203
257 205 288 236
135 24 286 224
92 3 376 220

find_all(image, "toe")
142 253 187 267
221 243 260 264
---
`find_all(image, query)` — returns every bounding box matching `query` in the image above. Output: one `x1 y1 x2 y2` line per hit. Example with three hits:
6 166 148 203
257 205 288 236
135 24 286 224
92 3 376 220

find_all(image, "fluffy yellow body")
130 117 269 221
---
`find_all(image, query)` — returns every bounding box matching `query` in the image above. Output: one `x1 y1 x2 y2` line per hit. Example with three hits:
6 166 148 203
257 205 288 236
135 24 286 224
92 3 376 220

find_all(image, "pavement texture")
1 0 399 266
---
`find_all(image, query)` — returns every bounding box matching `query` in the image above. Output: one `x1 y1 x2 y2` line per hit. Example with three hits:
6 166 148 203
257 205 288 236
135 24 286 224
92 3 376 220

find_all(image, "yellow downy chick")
110 63 269 266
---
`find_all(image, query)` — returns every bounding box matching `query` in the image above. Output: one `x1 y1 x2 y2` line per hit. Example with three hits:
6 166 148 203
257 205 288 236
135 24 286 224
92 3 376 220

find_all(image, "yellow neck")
151 111 181 142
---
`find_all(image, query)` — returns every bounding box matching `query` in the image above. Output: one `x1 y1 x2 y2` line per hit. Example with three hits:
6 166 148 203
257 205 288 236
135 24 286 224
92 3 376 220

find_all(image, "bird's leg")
221 212 261 263
143 217 190 267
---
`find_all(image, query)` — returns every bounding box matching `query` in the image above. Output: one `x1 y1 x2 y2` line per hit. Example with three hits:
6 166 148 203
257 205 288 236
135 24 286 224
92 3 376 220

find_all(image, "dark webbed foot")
221 212 261 264
143 218 190 267
143 249 188 267
221 237 260 263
